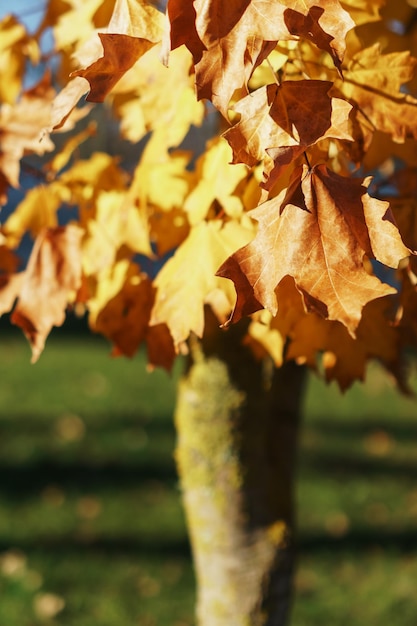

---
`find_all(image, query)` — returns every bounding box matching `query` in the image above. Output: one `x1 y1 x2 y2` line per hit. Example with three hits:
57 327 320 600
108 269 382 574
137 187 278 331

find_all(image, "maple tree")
2 0 417 624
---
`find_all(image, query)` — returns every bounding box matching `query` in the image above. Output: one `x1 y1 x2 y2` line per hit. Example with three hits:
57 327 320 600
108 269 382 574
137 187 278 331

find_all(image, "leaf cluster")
1 0 417 390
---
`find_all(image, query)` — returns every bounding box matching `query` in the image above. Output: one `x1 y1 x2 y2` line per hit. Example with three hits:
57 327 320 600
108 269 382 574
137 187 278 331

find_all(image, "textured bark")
174 315 306 626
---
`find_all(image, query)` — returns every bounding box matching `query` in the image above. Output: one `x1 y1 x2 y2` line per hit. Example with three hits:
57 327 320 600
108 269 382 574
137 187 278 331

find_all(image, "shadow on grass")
306 415 417 439
299 528 417 554
0 535 191 558
300 452 417 481
0 459 178 498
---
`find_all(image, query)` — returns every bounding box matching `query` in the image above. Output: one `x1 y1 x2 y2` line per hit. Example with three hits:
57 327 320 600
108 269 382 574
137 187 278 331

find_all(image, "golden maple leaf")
150 220 253 347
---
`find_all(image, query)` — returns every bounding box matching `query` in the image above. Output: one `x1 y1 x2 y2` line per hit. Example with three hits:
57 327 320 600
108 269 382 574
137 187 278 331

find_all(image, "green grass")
0 328 417 625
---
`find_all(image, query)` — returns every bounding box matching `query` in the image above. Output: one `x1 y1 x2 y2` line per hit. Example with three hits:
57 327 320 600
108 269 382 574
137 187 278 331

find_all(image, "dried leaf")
166 0 353 114
0 75 56 196
11 225 83 362
341 44 417 143
224 80 353 187
72 34 156 103
218 165 410 334
93 264 155 357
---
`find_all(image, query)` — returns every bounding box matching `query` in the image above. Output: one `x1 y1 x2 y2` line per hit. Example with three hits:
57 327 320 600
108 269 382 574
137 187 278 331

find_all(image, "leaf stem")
303 152 312 170
266 57 280 86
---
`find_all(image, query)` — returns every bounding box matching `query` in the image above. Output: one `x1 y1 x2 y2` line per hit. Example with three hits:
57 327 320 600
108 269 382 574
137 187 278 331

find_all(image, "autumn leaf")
0 74 56 200
93 262 155 357
150 220 253 348
218 164 410 334
107 0 164 41
56 152 127 210
389 196 417 276
112 45 204 147
279 0 355 73
71 0 164 102
0 14 39 104
165 0 354 114
282 290 401 391
184 138 249 224
341 44 417 143
0 245 24 315
72 34 156 103
47 0 164 126
81 189 152 277
340 0 384 26
129 134 192 213
11 225 83 362
49 0 113 51
224 80 353 187
45 121 97 177
3 186 61 248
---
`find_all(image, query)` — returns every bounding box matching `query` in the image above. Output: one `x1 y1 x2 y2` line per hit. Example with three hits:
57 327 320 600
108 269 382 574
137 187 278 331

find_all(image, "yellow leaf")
184 139 248 225
150 220 253 347
0 15 39 104
3 186 61 248
82 189 152 276
112 46 204 147
45 121 97 177
341 44 417 143
131 135 192 211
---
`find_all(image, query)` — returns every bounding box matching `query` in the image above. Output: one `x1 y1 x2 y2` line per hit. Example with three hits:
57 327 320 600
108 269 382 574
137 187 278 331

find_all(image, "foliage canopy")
1 0 417 391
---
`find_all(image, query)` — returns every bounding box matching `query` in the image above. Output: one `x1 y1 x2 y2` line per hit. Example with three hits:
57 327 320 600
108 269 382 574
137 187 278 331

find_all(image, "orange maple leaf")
224 80 353 188
10 225 83 363
218 164 410 334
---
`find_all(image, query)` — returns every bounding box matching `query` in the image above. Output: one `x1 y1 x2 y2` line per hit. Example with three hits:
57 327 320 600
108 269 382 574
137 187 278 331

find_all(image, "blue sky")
0 1 47 31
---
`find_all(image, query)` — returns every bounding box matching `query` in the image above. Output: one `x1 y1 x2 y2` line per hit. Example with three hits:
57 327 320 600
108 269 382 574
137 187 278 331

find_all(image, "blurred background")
1 318 417 626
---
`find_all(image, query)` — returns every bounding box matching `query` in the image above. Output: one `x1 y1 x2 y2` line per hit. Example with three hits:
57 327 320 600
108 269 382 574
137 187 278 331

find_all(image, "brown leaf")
72 33 156 103
224 80 353 187
264 277 402 391
0 273 24 318
286 296 401 391
145 323 176 371
281 0 355 73
161 0 202 64
167 0 353 114
94 267 155 358
218 165 410 334
11 225 83 362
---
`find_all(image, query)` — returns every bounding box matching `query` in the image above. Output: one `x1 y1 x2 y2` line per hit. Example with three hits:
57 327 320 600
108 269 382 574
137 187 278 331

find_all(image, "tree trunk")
174 315 307 626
